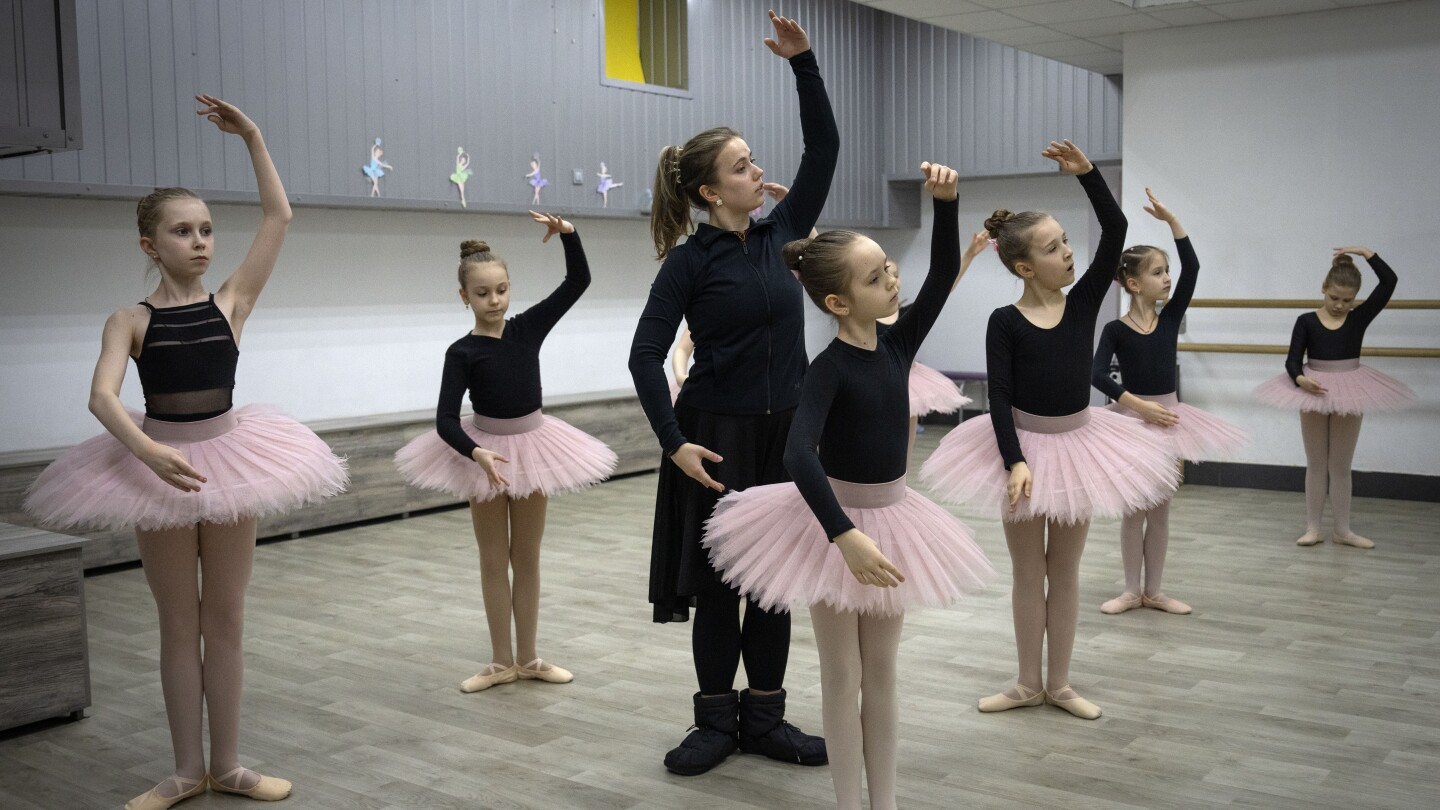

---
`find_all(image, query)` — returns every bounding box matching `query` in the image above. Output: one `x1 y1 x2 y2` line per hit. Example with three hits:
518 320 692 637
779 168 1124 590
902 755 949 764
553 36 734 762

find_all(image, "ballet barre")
1177 344 1440 358
1189 299 1440 309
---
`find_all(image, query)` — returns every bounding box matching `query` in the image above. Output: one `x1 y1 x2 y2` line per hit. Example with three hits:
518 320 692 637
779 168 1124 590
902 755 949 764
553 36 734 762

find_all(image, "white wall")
0 196 662 452
1122 0 1440 477
3 176 1101 455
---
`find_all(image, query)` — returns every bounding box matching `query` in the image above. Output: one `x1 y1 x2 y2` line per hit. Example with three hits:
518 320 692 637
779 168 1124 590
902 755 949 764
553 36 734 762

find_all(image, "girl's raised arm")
207 95 292 332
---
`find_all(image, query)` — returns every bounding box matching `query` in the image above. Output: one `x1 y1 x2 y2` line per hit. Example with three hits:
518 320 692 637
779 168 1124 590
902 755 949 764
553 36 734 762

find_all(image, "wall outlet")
572 169 585 185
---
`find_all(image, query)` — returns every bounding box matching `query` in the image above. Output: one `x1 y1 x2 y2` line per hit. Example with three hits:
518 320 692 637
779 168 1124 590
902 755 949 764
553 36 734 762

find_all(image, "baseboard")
1183 461 1439 503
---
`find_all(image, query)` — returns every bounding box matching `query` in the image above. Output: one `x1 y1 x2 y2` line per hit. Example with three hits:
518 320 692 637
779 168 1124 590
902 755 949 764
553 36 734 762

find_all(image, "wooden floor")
3 427 1438 809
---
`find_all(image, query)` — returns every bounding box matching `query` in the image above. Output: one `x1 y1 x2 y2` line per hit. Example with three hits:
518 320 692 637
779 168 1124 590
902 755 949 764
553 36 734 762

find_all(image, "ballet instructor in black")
629 11 838 776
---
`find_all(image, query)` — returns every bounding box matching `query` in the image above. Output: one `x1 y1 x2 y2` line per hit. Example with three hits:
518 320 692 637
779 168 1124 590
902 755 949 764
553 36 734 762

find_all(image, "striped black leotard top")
134 294 238 421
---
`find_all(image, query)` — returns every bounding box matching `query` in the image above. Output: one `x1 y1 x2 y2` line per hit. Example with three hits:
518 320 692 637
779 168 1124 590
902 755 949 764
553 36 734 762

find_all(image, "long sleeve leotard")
783 197 960 538
436 231 590 458
986 169 1127 469
1283 254 1396 383
1091 235 1199 400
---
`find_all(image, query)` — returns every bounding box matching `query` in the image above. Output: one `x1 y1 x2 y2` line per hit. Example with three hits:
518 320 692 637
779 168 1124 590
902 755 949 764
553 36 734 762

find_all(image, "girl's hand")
762 182 790 203
1296 375 1328 395
1141 187 1177 223
1041 139 1093 176
762 10 810 58
529 211 574 242
470 448 511 488
834 529 905 588
671 443 724 492
920 161 959 201
1007 462 1033 512
195 95 259 138
139 441 207 493
1132 398 1179 427
1333 245 1375 260
963 231 990 262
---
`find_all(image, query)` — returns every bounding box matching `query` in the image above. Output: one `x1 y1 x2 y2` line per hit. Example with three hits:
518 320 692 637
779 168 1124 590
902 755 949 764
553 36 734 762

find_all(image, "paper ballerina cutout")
596 161 624 208
362 138 394 197
451 147 472 207
525 153 548 205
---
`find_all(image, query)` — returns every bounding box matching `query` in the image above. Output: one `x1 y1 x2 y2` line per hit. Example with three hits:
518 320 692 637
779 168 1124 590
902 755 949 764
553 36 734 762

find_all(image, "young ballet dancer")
396 212 617 692
920 141 1178 720
1254 247 1413 548
628 10 838 776
877 231 989 460
704 162 993 810
24 97 347 810
1090 189 1247 616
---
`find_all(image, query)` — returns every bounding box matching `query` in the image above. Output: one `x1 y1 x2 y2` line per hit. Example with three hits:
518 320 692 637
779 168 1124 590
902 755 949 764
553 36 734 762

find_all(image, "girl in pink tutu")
705 161 992 810
1091 189 1247 616
396 212 616 692
24 97 346 810
1253 247 1413 548
877 230 988 461
920 141 1178 721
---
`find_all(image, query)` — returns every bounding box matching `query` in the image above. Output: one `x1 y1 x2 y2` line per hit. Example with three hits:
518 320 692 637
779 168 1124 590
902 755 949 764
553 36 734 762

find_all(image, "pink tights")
809 604 904 810
135 517 259 796
1002 517 1089 693
1119 497 1171 596
469 493 549 667
1299 412 1365 540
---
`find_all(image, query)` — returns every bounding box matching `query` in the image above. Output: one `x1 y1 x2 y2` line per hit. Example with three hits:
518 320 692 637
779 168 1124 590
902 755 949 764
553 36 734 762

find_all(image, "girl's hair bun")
984 209 1015 238
781 237 815 273
460 239 491 260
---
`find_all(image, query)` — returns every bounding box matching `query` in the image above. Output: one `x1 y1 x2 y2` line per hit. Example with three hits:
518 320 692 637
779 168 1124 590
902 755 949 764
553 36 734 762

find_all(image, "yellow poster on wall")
604 0 646 84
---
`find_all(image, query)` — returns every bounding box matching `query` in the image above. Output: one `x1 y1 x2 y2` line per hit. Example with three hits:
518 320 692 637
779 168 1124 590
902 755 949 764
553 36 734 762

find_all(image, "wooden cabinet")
0 524 90 731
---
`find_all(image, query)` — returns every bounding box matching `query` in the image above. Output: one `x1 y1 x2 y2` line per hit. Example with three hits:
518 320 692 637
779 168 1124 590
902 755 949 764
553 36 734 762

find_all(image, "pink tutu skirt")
1107 392 1247 462
703 476 993 616
395 409 617 502
908 363 972 418
24 406 348 532
920 407 1179 524
1253 358 1416 415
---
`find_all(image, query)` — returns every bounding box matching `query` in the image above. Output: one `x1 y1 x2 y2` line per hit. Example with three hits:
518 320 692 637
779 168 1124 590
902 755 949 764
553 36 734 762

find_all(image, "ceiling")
855 0 1404 75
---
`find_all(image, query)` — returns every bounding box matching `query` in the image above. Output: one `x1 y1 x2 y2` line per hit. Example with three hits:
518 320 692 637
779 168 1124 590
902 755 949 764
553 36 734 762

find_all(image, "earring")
715 199 724 207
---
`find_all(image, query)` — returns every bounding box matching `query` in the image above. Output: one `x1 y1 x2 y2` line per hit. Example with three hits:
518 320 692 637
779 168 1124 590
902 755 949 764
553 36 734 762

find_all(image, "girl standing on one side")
704 162 993 810
1253 247 1413 548
921 141 1178 721
1091 188 1247 616
396 212 617 692
25 97 346 810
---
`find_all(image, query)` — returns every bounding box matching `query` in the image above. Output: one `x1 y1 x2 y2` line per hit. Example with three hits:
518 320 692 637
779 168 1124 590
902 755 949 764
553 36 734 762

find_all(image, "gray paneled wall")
0 0 1121 226
879 14 1123 178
